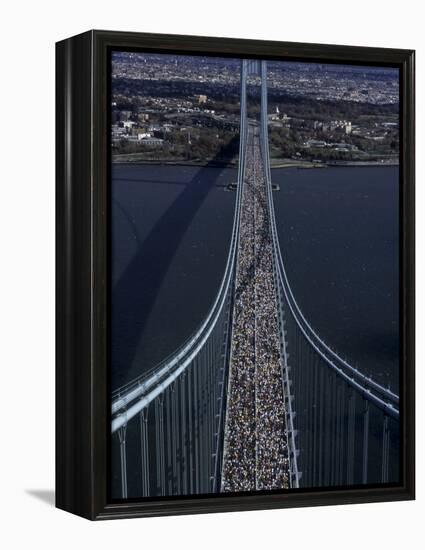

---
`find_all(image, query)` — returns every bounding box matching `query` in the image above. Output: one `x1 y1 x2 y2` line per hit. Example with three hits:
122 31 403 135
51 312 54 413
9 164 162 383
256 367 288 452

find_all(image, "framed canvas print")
56 30 415 520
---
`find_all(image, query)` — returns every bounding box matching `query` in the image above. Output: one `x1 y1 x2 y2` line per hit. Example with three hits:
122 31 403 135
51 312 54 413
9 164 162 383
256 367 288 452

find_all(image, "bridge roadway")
221 123 289 492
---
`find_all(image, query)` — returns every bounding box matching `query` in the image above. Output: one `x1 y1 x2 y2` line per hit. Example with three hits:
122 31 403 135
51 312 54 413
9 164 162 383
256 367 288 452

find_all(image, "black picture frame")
56 29 415 520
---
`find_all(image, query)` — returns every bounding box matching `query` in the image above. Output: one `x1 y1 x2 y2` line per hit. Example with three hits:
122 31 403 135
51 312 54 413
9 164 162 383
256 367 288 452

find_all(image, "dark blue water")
273 166 399 392
111 164 237 389
111 164 399 392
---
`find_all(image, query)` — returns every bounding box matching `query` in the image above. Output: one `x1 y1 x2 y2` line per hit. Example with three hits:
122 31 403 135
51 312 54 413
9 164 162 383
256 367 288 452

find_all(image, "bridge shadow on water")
113 176 191 187
111 137 239 389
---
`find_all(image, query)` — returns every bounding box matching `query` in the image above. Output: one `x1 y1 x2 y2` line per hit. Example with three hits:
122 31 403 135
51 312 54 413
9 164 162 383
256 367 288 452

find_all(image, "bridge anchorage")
111 59 400 499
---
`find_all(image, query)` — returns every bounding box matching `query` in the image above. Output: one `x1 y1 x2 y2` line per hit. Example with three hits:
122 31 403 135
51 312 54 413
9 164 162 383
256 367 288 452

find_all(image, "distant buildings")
111 122 165 147
266 64 399 105
313 119 352 133
110 53 399 162
122 121 136 130
268 110 291 125
303 139 358 151
138 137 164 146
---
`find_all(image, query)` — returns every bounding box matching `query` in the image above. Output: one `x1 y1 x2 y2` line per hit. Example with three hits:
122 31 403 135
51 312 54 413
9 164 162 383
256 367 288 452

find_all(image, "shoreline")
112 157 238 168
271 160 399 168
112 157 399 169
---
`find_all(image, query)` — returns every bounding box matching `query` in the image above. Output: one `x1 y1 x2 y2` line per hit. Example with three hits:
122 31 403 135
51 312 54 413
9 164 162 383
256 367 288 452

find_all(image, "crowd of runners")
222 125 289 492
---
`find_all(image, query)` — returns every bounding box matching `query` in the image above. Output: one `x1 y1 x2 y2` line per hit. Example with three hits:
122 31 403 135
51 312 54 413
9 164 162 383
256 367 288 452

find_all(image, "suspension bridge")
111 59 400 499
